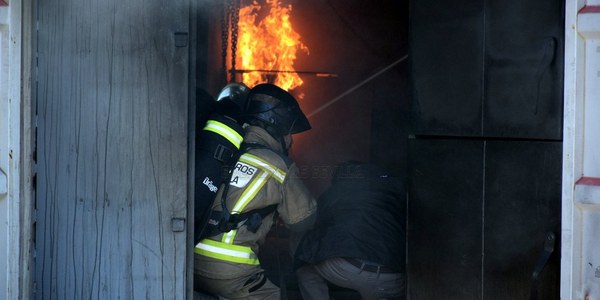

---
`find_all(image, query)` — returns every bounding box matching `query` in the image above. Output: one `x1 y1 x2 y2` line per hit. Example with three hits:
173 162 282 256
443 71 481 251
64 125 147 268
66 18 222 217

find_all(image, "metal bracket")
171 218 186 232
174 32 188 47
0 167 7 195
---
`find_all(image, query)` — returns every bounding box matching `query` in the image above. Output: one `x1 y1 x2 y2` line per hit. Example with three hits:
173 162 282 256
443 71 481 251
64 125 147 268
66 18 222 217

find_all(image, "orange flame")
237 0 309 91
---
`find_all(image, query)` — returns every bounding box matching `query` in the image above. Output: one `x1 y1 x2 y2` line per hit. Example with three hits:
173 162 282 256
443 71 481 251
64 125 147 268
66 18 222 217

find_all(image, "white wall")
563 0 600 299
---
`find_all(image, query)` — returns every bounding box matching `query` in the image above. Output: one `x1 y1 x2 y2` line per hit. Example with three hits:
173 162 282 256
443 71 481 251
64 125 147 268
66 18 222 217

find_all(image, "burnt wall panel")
410 0 564 140
409 0 484 136
408 139 484 299
409 0 564 298
483 141 561 299
483 0 564 139
408 140 562 299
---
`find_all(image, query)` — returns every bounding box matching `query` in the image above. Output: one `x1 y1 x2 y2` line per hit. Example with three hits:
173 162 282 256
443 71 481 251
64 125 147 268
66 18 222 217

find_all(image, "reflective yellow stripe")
221 229 238 244
239 153 287 183
203 120 243 149
195 239 259 265
222 170 270 244
232 171 269 213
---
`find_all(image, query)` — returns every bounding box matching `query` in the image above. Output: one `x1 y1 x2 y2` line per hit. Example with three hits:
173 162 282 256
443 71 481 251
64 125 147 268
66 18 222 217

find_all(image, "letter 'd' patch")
230 162 257 188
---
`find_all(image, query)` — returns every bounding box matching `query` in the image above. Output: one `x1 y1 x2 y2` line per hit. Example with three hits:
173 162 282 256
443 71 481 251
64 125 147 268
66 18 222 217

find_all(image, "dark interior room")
196 1 409 297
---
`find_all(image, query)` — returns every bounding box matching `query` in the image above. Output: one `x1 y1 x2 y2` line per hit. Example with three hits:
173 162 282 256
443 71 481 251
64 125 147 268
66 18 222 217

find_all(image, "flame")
236 0 309 91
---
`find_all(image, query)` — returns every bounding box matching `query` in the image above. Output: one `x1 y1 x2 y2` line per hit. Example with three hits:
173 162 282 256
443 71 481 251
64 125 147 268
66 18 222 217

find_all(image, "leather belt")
345 258 396 274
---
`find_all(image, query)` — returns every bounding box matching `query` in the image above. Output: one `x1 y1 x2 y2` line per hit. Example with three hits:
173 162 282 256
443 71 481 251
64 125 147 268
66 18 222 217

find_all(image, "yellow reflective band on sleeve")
222 170 270 244
239 153 287 183
195 239 260 265
203 120 243 149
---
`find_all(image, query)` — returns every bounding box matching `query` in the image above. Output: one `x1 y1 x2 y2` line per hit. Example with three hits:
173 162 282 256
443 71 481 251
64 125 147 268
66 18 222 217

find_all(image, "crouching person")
194 83 317 300
294 162 407 300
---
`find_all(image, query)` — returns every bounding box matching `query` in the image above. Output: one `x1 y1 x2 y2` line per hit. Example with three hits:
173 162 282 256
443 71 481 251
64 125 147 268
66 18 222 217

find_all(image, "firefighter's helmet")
215 82 250 122
243 83 311 138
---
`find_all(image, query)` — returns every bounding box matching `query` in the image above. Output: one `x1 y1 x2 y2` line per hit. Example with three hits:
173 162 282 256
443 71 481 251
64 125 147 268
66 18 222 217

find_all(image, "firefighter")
194 83 317 299
294 161 407 300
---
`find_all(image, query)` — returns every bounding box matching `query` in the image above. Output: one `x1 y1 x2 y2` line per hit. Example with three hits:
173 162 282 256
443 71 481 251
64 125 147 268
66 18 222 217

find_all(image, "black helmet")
215 82 250 122
244 83 311 137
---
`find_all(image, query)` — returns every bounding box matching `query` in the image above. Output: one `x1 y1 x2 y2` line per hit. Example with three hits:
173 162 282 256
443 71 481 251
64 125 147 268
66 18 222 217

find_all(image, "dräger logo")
203 177 218 193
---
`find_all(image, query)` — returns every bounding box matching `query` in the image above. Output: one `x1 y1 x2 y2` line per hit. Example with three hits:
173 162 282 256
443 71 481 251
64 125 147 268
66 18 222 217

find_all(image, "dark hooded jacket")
294 162 406 272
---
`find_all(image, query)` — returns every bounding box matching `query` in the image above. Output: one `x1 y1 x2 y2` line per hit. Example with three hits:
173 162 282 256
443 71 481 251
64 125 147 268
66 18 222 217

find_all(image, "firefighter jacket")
194 125 317 279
